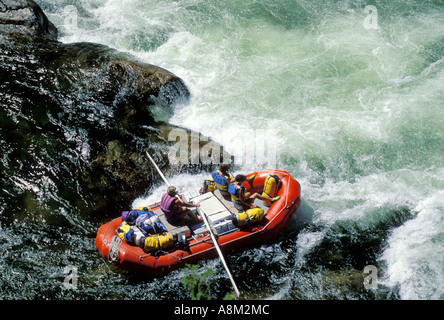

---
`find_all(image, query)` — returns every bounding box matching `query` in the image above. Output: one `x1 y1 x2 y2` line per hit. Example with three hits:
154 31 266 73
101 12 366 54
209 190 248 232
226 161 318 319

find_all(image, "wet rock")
0 0 58 41
0 0 210 217
109 60 189 107
0 0 189 113
84 124 231 214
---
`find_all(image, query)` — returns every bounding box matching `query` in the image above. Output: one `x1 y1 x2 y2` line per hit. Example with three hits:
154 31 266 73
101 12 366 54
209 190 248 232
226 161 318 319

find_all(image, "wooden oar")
146 151 241 298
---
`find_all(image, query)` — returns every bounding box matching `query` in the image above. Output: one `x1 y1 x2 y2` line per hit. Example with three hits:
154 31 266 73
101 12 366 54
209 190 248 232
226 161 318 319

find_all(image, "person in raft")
211 163 235 196
160 186 203 225
228 174 280 211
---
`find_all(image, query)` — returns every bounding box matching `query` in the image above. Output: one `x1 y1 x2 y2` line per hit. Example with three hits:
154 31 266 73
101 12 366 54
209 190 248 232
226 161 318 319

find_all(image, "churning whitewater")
2 0 444 300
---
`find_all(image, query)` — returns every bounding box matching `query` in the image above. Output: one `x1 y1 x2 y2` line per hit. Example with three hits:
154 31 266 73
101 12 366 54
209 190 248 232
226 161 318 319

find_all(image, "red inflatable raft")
95 169 301 275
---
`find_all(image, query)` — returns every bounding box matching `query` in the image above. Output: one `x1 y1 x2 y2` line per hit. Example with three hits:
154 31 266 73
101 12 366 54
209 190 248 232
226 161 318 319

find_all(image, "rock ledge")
0 0 58 41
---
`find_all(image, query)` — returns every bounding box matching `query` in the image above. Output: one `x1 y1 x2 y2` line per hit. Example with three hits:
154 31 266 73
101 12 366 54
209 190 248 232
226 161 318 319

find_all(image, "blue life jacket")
228 183 244 204
212 170 232 192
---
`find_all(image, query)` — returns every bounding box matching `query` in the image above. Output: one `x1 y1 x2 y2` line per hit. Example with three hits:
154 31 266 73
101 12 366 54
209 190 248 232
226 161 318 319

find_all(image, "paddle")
145 151 241 299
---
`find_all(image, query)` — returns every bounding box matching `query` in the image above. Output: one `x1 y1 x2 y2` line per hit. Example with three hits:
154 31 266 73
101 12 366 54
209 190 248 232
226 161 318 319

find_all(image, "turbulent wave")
1 0 444 299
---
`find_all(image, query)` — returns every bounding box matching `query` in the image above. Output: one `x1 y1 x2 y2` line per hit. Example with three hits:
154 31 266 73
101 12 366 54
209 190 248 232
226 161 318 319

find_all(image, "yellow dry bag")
135 205 153 212
116 222 131 241
261 175 280 207
143 232 174 253
233 207 265 227
202 178 217 193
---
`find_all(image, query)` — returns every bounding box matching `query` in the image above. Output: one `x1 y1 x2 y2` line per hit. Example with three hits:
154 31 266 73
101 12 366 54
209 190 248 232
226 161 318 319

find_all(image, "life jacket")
228 182 244 204
211 170 233 192
142 232 174 253
136 212 167 236
160 193 176 214
232 207 265 227
261 174 280 207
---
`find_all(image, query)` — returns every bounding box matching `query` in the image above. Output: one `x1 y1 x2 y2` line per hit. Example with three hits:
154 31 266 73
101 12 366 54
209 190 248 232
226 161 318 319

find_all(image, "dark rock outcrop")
109 60 190 107
0 0 58 41
85 125 230 212
0 0 227 216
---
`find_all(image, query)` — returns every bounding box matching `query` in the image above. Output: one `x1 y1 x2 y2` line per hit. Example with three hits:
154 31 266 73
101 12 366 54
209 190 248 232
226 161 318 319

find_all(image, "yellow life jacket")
233 207 265 227
261 175 280 207
228 183 244 204
212 170 233 192
143 232 174 253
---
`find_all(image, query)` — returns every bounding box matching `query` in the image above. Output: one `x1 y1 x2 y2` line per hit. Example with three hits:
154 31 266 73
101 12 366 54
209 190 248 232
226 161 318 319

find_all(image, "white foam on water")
131 172 209 208
379 189 444 299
